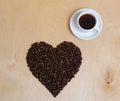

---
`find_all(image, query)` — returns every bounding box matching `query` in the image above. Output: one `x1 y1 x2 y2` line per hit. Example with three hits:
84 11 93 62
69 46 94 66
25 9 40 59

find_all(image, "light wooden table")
0 0 120 101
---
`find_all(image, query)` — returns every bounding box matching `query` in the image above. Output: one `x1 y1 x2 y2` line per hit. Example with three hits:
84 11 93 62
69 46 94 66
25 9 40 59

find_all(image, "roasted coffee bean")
26 41 82 97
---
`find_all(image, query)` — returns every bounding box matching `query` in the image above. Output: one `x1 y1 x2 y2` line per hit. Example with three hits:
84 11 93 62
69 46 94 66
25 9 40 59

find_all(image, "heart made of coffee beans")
26 41 82 97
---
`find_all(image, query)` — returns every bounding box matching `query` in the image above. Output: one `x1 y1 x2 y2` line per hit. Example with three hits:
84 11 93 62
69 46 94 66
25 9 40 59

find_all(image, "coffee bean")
26 41 82 97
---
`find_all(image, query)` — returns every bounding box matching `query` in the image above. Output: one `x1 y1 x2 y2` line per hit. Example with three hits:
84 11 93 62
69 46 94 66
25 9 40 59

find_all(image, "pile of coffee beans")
26 41 82 97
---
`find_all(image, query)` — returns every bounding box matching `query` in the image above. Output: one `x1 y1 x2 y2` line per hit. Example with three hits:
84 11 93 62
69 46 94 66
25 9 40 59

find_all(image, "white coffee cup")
70 8 103 40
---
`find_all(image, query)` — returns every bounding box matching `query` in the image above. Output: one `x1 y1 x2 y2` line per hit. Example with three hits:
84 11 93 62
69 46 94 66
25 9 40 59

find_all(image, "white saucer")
70 8 103 40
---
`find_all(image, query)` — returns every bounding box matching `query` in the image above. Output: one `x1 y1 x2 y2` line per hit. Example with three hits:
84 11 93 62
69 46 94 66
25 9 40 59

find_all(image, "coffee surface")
79 14 96 30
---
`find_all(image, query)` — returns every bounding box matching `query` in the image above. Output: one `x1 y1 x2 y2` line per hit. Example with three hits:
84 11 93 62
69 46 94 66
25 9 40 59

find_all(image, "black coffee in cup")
79 14 96 30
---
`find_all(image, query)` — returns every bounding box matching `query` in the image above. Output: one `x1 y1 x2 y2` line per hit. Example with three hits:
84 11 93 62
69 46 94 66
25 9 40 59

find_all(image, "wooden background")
0 0 120 101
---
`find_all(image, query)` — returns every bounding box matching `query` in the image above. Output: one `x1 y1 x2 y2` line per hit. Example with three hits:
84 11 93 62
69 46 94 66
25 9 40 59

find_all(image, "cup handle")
94 28 100 33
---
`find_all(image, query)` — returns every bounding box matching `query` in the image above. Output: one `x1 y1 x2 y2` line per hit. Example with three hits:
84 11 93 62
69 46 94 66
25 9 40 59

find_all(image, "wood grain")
0 0 120 101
